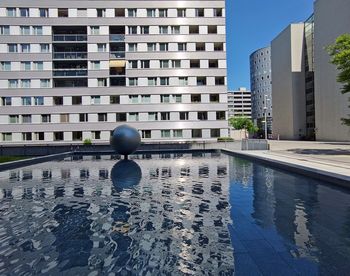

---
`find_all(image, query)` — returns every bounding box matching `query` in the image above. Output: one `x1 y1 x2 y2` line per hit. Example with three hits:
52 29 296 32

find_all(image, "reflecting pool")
0 153 349 275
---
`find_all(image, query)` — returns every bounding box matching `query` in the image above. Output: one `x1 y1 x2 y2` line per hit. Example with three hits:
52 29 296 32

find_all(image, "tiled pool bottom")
0 153 349 275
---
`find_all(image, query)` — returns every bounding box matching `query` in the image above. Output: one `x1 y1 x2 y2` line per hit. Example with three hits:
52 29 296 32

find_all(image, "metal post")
264 94 268 141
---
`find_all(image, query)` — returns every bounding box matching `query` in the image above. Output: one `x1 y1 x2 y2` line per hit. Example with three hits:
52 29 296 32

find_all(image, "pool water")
0 153 349 275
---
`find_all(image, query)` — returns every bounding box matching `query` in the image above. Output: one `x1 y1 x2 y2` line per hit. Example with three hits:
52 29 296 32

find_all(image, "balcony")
53 52 88 60
53 69 88 77
109 34 125 41
110 51 125 59
53 34 88 42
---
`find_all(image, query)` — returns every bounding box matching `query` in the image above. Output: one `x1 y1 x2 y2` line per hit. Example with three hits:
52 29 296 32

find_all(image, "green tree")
229 116 258 133
327 33 350 126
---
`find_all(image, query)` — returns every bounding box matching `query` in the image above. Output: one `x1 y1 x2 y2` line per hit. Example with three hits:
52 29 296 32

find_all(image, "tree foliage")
327 33 350 126
228 116 258 133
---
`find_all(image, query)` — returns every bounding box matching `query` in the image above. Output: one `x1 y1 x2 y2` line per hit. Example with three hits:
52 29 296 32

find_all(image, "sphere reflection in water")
111 160 142 190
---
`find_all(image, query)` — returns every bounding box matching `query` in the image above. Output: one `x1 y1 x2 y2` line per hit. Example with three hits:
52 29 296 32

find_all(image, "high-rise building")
250 46 272 135
227 88 252 118
0 0 228 144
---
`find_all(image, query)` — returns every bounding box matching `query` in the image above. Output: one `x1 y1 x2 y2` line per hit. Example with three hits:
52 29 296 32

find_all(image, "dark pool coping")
1 149 349 189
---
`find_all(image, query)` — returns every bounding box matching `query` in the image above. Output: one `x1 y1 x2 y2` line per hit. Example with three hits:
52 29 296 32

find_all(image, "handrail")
53 52 88 59
53 34 87 42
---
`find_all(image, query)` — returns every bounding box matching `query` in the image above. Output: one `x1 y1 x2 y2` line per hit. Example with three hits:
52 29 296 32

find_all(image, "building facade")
227 87 251 118
0 0 228 144
249 46 272 135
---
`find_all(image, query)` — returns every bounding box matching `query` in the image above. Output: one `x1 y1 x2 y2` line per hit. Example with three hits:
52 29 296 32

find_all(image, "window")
58 8 68 17
39 8 49 17
1 97 11 106
161 130 171 138
40 79 50 88
22 97 31 105
2 133 12 141
159 9 168 17
160 60 169 68
98 78 107 87
161 95 170 103
147 43 156 52
128 60 137 69
215 77 225 85
72 96 82 105
77 8 87 17
178 43 186 51
179 77 188 86
91 61 100 70
160 77 169 86
216 111 226 120
159 43 168 51
22 115 32 124
22 133 32 141
40 44 49 53
128 9 137 17
196 8 204 17
209 60 219 68
20 26 30 35
0 62 11 71
190 60 200 68
53 96 63 105
140 60 150 68
91 96 101 105
129 78 138 86
148 77 157 86
97 43 107 52
160 112 170 121
141 26 149 34
60 114 69 123
128 43 137 52
54 132 64 141
8 44 18 53
73 131 83 141
9 115 19 124
33 26 43 35
211 129 220 138
129 95 139 104
0 26 10 35
90 26 100 35
98 113 107 122
172 60 181 68
128 112 139 121
141 95 151 103
34 96 44 105
147 9 156 17
171 26 180 34
210 94 220 102
148 112 158 121
21 61 31 71
8 80 19 88
97 9 106 17
159 26 168 34
198 112 208 120
115 8 125 17
128 26 137 34
196 42 205 51
6 8 16 17
214 8 223 17
208 25 217 34
142 130 151 139
21 44 30 53
79 113 88 122
20 8 29 17
189 25 199 34
191 94 201 103
34 132 45 141
197 77 206 86
116 113 127 121
192 129 202 138
180 112 189 120
174 130 183 138
110 95 120 104
173 94 182 103
33 61 43 70
177 9 186 17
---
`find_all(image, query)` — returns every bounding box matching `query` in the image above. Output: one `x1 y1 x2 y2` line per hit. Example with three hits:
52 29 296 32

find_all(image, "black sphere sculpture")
110 125 141 159
111 160 142 191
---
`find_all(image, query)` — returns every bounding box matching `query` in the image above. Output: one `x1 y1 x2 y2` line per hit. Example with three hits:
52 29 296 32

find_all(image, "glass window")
179 77 188 86
0 26 10 35
97 78 107 87
128 9 137 17
34 132 45 141
128 60 137 68
177 9 186 17
159 9 168 17
40 44 49 52
58 8 68 17
216 111 226 120
91 61 100 69
53 96 63 105
21 61 31 71
1 97 12 106
142 130 151 139
171 26 180 34
161 130 171 138
210 94 220 102
6 8 16 17
148 77 157 86
128 26 137 34
90 26 100 35
160 60 169 68
33 61 43 70
21 79 31 88
198 111 208 120
159 43 168 51
129 78 138 86
110 95 120 104
160 112 170 121
9 115 19 124
196 8 204 17
211 129 220 138
129 95 139 104
214 8 223 17
54 132 64 141
34 96 44 105
98 113 107 122
20 8 29 17
41 114 51 123
141 26 149 34
128 43 137 52
173 94 182 103
8 44 18 53
39 8 49 17
92 131 101 140
160 77 169 86
79 113 88 122
22 97 31 105
172 60 181 68
128 113 139 121
60 114 69 123
140 60 150 68
72 131 82 141
0 62 11 71
159 26 168 34
20 26 30 35
192 129 202 138
72 96 82 105
22 115 32 123
97 43 106 52
22 133 32 141
97 9 106 17
141 95 151 103
147 43 156 52
8 79 18 88
40 79 50 88
173 130 183 138
91 96 101 105
116 113 127 121
147 9 156 17
148 112 158 121
178 43 186 51
2 133 12 141
21 44 30 53
33 26 43 35
161 95 170 103
197 77 207 86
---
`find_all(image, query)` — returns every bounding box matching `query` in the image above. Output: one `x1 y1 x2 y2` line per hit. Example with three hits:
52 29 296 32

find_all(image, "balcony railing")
110 51 125 59
109 34 125 41
53 69 88 77
53 34 87 42
53 52 88 59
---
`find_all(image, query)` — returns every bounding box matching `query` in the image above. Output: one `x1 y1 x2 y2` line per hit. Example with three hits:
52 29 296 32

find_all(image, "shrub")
217 137 234 142
83 138 92 145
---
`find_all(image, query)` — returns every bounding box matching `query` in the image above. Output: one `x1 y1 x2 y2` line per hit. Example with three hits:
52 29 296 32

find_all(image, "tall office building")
0 0 228 144
227 88 252 118
250 46 272 135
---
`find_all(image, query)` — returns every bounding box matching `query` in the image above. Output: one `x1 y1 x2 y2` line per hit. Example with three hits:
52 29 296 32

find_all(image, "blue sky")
226 0 314 90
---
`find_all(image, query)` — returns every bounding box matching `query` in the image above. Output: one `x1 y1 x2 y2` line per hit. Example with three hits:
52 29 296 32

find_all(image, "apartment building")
0 0 228 144
227 88 252 118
